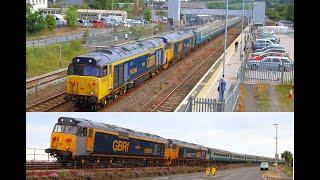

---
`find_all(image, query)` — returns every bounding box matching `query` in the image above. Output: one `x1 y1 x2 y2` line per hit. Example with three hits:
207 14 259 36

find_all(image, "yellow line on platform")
197 35 241 99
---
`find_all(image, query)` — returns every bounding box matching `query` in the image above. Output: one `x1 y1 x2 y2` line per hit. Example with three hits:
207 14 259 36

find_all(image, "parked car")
256 34 280 43
260 162 269 170
256 37 280 44
253 45 284 53
247 56 294 72
92 20 104 29
249 52 289 61
151 17 159 23
131 19 144 26
53 14 66 26
252 48 288 57
253 39 278 50
78 19 92 28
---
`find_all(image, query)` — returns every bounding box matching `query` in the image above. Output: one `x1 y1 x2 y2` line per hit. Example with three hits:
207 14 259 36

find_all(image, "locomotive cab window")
88 129 93 137
53 124 78 134
68 64 103 77
109 65 112 75
77 127 88 137
102 66 108 76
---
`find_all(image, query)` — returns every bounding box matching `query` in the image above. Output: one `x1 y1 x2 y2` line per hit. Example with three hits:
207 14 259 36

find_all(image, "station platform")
175 27 248 112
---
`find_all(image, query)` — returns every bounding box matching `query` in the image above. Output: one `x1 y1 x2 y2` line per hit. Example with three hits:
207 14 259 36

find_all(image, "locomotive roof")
73 37 165 67
58 117 167 143
160 31 194 42
169 139 207 151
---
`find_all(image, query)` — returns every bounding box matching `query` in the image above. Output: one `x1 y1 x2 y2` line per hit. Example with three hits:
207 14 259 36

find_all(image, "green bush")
26 2 45 34
45 15 56 31
66 6 78 28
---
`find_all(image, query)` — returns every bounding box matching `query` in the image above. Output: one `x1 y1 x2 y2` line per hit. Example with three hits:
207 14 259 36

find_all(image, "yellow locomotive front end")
45 118 78 162
65 57 114 110
46 117 95 164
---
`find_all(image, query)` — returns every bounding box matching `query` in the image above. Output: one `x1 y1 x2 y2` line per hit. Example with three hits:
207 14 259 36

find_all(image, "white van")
53 14 66 26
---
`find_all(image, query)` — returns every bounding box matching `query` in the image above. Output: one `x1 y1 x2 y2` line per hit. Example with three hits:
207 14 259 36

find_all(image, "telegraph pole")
273 123 278 172
223 0 229 77
240 0 244 62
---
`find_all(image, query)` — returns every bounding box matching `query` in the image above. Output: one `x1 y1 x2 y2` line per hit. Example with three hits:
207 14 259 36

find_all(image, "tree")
281 150 293 166
66 6 78 28
88 0 112 10
26 2 46 34
45 15 56 31
144 8 152 21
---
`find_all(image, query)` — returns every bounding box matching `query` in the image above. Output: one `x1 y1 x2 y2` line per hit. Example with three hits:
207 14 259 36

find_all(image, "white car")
260 162 269 170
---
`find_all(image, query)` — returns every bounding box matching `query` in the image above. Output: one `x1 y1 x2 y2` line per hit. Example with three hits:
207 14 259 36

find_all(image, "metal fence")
26 148 55 162
26 32 84 47
244 59 294 84
26 41 95 78
185 59 245 112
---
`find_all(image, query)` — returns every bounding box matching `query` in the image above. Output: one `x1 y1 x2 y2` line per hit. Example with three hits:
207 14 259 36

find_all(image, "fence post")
34 148 36 162
281 61 284 83
60 43 62 67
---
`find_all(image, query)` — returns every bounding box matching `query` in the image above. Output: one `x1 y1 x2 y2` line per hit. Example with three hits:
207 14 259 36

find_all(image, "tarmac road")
128 167 265 180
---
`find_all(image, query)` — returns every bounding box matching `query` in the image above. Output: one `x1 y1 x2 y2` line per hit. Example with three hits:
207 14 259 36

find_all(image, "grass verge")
26 39 93 78
254 84 270 111
275 84 294 112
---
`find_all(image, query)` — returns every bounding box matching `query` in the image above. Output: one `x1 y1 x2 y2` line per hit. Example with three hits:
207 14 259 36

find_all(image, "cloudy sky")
26 112 293 159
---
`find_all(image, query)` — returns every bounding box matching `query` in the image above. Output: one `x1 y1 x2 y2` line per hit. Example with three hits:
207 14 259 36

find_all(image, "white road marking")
152 177 169 180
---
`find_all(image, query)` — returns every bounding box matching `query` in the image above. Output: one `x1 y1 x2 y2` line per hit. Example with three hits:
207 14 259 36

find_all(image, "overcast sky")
26 112 293 158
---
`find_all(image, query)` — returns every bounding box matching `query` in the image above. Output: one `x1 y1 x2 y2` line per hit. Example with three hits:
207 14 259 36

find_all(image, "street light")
223 0 229 77
240 0 244 62
273 123 278 172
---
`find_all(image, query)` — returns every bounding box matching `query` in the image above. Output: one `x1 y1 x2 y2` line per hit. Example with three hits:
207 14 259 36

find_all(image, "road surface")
128 167 265 180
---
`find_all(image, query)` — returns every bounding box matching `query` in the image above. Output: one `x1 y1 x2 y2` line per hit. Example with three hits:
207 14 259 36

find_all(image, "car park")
78 19 92 28
260 162 269 170
253 45 284 53
253 39 278 50
252 48 288 57
249 52 289 61
247 56 294 71
92 20 104 28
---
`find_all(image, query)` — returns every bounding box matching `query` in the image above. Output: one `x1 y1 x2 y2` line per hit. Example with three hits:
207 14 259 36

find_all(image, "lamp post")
240 0 244 62
223 0 229 77
273 123 278 172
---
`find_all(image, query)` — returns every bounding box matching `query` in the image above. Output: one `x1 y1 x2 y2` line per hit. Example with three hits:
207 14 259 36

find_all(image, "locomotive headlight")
91 91 93 95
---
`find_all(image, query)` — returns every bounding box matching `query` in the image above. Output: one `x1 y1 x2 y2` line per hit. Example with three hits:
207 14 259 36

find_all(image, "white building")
27 0 48 11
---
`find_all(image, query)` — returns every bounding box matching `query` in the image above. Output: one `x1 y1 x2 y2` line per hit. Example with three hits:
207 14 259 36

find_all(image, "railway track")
149 28 242 112
26 162 62 170
26 91 76 112
26 69 67 91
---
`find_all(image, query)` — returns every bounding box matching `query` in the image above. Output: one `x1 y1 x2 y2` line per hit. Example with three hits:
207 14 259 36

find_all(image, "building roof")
77 9 128 15
162 1 206 9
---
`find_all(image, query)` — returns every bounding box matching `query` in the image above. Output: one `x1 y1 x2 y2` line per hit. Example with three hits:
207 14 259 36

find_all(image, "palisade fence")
26 148 55 162
184 58 246 112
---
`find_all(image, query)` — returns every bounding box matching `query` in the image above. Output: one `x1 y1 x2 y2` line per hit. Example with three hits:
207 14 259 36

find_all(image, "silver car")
252 48 288 57
260 162 269 170
247 56 294 72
